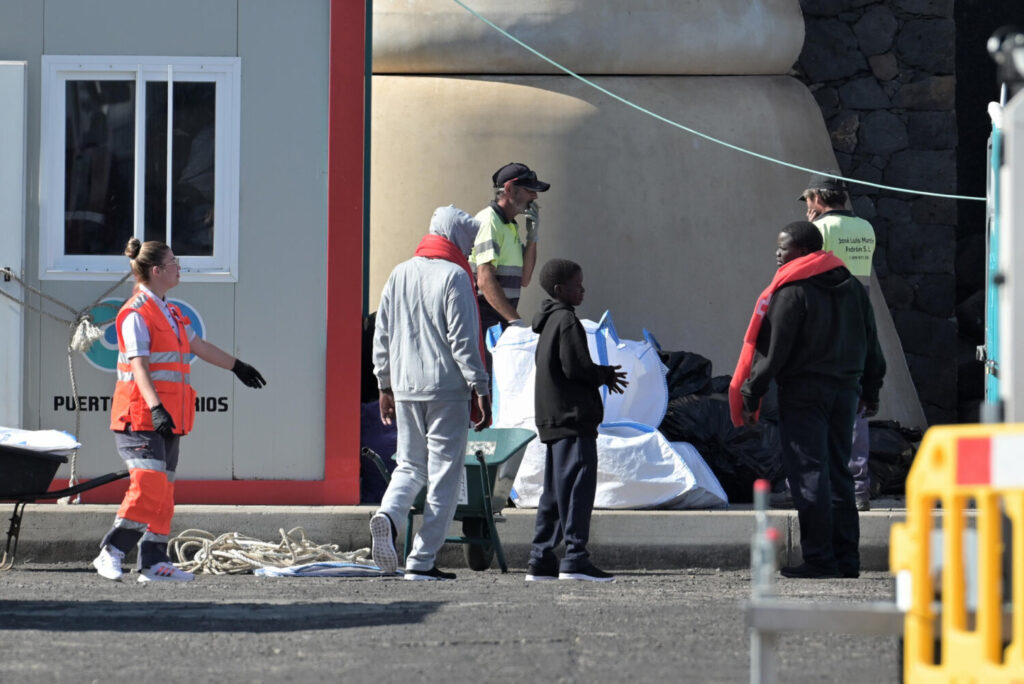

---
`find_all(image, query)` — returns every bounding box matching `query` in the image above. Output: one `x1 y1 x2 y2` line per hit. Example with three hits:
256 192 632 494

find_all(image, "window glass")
172 82 216 256
63 80 135 255
144 81 168 243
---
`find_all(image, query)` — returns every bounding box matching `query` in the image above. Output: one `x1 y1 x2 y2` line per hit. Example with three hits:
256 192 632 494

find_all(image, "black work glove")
232 359 267 388
150 404 176 437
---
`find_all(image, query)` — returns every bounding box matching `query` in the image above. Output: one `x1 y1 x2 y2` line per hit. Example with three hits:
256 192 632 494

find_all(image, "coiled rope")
0 267 132 499
169 527 374 575
453 0 986 202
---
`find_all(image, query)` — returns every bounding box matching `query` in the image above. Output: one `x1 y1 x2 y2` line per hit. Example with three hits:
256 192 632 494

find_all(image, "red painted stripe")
48 478 340 505
324 0 367 504
956 437 992 485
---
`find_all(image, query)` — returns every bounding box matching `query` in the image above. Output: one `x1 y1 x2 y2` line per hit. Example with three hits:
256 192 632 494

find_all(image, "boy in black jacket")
527 259 628 582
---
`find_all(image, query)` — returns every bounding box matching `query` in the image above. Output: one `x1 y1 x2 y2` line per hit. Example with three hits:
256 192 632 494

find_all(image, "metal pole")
749 479 778 684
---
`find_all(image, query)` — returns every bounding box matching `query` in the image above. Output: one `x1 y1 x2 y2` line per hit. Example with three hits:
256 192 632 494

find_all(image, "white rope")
169 527 375 575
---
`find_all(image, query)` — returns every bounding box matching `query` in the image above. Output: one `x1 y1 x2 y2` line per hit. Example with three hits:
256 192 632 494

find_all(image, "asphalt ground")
0 563 901 684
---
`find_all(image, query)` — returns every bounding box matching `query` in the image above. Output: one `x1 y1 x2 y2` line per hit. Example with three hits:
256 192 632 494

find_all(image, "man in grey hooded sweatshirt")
370 206 492 580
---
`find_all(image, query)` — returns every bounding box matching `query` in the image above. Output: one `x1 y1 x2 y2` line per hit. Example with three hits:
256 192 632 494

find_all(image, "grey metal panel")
43 0 237 56
0 62 27 427
233 0 330 479
0 1 43 60
1001 94 1024 421
0 1 44 429
15 0 329 480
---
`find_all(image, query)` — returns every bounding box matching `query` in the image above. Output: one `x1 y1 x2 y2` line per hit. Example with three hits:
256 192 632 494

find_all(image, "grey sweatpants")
377 399 468 572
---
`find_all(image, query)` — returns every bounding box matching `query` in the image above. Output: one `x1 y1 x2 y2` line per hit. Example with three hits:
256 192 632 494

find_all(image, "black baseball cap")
492 162 550 192
798 172 848 201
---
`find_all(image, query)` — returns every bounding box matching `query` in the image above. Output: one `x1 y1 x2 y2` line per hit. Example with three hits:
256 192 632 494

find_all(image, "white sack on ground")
490 310 668 429
509 422 728 509
0 426 81 455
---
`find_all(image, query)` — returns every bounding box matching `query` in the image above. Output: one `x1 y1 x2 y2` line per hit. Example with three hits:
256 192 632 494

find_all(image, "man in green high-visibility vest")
470 163 551 370
801 172 878 512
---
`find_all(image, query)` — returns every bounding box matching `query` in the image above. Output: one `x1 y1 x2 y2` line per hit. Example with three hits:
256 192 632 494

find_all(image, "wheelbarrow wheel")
462 519 494 571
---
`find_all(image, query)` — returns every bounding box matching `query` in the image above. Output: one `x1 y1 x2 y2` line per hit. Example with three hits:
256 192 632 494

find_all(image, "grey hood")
429 205 479 256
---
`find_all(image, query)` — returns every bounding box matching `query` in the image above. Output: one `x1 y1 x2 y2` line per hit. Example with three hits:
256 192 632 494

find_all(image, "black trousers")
778 379 860 573
529 435 598 573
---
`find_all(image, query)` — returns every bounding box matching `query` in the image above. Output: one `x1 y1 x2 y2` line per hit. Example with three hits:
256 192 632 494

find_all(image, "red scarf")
728 251 846 427
414 235 488 423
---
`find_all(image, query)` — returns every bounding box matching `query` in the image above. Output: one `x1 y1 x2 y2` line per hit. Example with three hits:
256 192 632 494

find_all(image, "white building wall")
0 0 330 480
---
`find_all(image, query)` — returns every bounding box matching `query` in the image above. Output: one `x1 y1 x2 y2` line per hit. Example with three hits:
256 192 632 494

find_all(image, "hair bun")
124 237 142 259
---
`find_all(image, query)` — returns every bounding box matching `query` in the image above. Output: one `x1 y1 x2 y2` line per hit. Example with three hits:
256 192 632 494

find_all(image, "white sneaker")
370 512 398 574
138 561 195 583
92 545 125 581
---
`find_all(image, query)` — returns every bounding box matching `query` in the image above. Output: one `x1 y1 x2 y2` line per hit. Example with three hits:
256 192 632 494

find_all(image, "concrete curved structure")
368 2 927 430
372 0 805 75
369 76 813 369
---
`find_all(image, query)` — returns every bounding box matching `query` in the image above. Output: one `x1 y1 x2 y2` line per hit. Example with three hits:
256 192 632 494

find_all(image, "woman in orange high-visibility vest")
93 238 266 583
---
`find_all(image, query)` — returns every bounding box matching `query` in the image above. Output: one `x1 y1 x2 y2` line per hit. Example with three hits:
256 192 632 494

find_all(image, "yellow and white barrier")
891 424 1024 682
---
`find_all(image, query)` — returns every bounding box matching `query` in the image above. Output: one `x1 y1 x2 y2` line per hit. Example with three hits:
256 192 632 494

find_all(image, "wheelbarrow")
1 443 128 570
403 426 535 573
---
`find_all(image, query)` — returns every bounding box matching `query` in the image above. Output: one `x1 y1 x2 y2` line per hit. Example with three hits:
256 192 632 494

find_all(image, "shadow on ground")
0 599 440 632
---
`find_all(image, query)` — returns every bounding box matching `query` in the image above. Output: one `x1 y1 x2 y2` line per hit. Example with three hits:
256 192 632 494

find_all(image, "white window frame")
40 55 241 282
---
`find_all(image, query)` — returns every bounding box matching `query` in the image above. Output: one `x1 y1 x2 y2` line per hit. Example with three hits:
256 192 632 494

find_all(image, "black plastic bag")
867 420 921 496
708 374 732 395
659 350 713 400
659 393 782 503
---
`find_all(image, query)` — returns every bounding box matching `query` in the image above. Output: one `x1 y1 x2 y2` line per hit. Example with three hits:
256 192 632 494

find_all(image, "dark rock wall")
794 0 997 426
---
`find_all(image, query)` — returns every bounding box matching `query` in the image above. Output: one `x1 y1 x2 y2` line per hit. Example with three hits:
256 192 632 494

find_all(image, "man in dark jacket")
738 221 885 579
528 258 627 582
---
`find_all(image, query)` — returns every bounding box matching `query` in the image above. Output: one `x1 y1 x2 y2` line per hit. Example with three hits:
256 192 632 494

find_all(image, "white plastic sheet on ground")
254 562 393 578
490 311 728 509
509 421 728 510
0 426 80 455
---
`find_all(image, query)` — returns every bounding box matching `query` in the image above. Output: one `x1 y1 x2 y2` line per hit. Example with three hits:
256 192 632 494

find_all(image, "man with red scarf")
730 221 885 579
370 206 491 581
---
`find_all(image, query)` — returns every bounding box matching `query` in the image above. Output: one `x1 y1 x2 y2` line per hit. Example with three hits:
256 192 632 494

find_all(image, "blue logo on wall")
83 297 206 372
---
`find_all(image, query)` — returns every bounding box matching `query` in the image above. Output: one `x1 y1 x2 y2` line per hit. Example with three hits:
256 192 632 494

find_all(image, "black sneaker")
404 566 456 581
370 512 398 574
525 563 558 582
839 568 860 579
780 563 841 579
558 563 615 582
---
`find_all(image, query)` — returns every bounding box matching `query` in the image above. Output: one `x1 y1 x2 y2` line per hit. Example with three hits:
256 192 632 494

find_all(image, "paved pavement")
7 498 910 572
0 563 901 684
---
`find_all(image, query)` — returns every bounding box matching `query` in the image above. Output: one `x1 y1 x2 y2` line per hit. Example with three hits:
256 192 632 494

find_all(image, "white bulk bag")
509 421 728 509
489 310 668 429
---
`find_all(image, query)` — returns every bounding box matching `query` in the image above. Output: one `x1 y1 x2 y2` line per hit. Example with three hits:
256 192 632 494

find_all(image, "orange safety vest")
109 290 197 435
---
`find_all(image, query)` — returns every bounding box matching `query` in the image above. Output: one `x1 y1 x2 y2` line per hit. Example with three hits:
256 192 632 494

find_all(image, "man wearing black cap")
471 162 551 342
800 172 877 512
